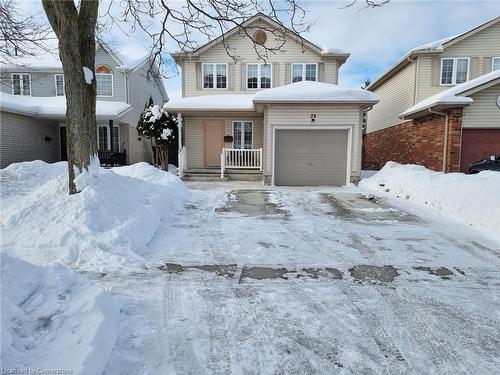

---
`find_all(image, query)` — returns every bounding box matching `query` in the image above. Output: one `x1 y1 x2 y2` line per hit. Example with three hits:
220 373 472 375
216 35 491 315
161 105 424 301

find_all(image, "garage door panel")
275 129 348 186
461 129 500 172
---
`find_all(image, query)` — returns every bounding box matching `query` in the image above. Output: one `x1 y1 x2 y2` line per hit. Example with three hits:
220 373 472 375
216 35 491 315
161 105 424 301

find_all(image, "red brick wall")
363 108 463 172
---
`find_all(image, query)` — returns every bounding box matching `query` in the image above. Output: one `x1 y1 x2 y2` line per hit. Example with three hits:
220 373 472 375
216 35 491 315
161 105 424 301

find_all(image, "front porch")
174 108 265 181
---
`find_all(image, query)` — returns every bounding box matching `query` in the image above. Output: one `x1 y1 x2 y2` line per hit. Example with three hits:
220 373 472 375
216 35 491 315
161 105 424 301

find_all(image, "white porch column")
177 112 183 152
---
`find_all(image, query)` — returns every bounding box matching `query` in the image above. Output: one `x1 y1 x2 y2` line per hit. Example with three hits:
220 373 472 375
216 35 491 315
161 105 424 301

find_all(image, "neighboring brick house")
365 16 500 173
0 42 168 168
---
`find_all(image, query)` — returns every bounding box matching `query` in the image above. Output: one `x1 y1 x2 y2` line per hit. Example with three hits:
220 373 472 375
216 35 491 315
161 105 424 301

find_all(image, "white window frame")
97 125 120 151
11 73 31 96
202 63 228 90
492 57 500 72
246 63 273 90
96 73 114 97
232 120 254 149
440 57 470 86
290 63 318 83
55 74 65 96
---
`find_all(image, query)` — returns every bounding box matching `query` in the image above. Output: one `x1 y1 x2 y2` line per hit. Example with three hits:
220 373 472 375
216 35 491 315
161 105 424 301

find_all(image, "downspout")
428 108 449 172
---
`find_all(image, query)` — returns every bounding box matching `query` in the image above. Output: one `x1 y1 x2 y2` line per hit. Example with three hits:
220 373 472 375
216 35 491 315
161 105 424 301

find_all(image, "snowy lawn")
2 161 500 374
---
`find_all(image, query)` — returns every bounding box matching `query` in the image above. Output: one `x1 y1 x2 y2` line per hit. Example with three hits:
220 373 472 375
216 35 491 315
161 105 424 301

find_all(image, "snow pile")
1 161 189 269
360 162 500 239
82 67 94 84
253 81 378 103
1 254 119 374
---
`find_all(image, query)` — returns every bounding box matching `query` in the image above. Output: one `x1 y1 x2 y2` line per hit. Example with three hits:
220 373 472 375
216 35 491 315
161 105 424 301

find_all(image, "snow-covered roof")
367 16 500 91
165 94 255 112
400 70 500 118
165 82 377 112
0 93 132 119
253 81 378 104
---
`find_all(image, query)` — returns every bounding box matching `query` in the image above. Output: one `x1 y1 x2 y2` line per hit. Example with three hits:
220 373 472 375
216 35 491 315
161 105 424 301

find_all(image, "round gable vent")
253 30 267 45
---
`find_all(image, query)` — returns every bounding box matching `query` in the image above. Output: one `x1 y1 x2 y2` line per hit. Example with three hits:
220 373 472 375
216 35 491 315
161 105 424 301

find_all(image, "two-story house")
0 41 168 168
166 13 378 186
365 16 500 173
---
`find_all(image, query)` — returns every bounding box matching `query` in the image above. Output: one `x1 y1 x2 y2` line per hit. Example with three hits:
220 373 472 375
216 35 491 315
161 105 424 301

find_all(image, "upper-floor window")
440 58 469 85
12 73 31 95
55 74 64 96
246 63 272 89
96 65 113 97
203 63 227 89
493 57 500 71
291 63 317 83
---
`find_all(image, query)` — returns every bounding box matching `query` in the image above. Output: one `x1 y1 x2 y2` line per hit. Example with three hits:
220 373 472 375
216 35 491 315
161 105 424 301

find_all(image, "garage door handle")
308 163 313 166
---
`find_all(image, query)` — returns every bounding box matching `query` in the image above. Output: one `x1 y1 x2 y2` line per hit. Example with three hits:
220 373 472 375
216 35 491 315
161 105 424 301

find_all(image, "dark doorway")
60 127 67 161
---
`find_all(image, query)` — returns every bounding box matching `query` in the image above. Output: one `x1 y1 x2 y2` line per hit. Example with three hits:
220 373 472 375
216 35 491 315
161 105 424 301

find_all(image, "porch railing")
98 149 126 167
221 148 262 178
178 146 187 178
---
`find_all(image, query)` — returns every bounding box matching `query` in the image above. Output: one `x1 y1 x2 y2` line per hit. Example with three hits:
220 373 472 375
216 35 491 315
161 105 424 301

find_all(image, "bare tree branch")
0 0 53 62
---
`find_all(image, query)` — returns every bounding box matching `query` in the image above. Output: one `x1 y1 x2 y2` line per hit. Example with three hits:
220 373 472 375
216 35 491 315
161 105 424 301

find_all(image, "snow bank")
1 254 119 374
360 162 500 239
1 161 189 269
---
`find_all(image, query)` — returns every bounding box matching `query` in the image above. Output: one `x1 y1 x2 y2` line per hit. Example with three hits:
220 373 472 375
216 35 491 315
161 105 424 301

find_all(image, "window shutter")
272 63 279 87
285 63 291 84
240 63 246 90
431 56 440 85
195 62 202 90
484 57 492 73
228 63 235 90
318 62 325 82
470 57 479 79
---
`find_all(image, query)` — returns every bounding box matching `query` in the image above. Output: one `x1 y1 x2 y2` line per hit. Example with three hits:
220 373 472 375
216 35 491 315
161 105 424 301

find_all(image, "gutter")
428 108 449 172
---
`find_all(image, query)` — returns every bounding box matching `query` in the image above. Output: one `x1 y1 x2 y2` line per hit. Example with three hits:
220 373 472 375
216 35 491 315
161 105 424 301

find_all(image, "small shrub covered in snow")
0 254 119 374
360 162 500 240
0 161 189 269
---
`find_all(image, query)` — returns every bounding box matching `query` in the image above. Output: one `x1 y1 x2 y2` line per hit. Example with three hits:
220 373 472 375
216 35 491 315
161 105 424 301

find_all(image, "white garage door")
274 129 348 186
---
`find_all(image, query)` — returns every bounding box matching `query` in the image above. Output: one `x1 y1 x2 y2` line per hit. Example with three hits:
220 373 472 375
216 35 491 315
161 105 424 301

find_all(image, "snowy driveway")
92 183 500 374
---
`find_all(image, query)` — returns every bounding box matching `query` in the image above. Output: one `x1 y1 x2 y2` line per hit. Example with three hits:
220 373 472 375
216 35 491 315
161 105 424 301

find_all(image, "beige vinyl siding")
416 21 500 102
182 21 339 97
126 124 153 164
0 111 59 168
264 104 362 177
462 83 500 129
367 62 416 133
183 112 264 168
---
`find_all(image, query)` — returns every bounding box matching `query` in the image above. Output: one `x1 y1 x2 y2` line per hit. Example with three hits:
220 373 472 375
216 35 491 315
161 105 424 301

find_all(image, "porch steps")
181 168 263 182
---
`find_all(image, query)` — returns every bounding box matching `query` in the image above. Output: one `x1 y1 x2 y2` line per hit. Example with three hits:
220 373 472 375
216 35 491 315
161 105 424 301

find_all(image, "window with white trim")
98 126 108 150
55 74 64 96
440 58 469 85
246 63 272 89
98 125 119 150
492 57 500 71
12 73 31 95
291 63 317 83
203 63 227 89
233 121 253 149
96 73 113 96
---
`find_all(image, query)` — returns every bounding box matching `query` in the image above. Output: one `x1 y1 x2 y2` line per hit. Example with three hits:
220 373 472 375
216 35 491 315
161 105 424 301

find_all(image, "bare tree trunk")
42 0 98 194
150 138 155 165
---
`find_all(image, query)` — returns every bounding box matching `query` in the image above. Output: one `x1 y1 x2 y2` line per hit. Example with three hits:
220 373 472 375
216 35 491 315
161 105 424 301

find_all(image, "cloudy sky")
21 0 500 98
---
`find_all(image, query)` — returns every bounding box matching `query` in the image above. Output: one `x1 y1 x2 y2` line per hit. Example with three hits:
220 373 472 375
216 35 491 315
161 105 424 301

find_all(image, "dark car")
467 154 500 174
